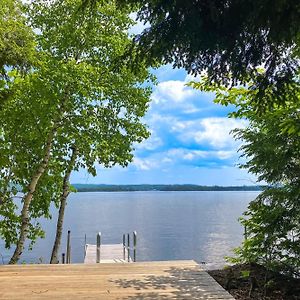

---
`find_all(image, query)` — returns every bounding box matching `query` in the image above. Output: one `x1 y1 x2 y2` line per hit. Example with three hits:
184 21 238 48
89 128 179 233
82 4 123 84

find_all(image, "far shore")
72 184 264 193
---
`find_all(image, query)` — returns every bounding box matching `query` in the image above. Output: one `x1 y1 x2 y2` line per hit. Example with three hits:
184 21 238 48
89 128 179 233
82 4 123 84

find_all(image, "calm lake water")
0 191 259 268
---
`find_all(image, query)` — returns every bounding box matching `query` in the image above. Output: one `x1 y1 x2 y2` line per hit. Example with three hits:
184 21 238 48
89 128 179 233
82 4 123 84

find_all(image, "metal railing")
123 231 137 262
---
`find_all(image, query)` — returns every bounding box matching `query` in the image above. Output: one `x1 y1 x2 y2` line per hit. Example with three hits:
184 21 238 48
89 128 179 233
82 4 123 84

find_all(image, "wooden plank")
0 260 235 299
84 244 131 264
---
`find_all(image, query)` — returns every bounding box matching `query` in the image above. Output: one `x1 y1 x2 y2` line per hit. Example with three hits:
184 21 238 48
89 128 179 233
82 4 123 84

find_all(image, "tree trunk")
8 129 55 264
50 146 77 264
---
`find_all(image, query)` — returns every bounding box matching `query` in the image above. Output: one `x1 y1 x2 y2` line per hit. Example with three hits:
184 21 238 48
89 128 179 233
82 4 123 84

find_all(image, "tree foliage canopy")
193 76 300 275
0 0 35 71
0 0 36 107
118 1 300 76
112 0 300 109
0 0 152 263
234 101 300 275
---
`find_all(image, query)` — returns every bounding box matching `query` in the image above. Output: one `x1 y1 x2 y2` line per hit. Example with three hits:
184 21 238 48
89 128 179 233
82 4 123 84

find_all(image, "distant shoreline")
72 184 264 192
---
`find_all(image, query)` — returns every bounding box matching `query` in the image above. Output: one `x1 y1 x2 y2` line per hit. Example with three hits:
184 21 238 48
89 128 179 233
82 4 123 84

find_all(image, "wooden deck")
0 260 235 299
84 244 130 263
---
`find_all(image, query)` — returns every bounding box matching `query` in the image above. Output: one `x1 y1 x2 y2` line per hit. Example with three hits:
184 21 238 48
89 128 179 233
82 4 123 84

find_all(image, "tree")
113 0 300 109
0 0 152 264
50 147 77 264
191 77 300 275
0 62 74 263
0 0 36 108
232 98 300 276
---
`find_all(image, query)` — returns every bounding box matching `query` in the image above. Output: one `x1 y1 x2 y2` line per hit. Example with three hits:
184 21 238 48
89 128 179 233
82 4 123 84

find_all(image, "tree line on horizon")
73 184 264 192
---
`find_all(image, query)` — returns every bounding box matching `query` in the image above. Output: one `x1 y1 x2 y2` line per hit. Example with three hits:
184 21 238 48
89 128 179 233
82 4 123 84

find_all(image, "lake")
0 191 259 268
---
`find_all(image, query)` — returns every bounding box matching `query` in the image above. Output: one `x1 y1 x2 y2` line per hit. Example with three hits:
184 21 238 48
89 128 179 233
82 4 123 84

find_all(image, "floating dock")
83 232 136 264
84 244 129 263
0 260 234 299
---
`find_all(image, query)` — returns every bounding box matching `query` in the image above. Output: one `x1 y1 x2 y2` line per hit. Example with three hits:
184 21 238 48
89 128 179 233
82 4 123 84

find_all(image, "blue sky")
71 65 256 186
70 17 256 186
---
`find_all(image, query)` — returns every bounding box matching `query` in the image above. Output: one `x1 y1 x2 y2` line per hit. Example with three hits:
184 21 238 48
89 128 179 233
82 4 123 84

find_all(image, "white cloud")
183 151 209 160
171 120 193 131
162 157 172 163
152 80 197 103
166 148 236 161
216 150 236 160
172 117 246 149
135 130 163 151
149 73 218 115
194 118 246 148
132 157 157 171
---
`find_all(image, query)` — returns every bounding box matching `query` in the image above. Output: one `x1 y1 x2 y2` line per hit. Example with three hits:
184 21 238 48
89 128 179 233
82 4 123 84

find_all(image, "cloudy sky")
71 64 256 186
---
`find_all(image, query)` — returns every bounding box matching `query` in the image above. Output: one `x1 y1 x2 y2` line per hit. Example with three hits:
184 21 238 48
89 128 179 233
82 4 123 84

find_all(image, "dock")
83 232 136 264
0 260 235 299
84 244 129 263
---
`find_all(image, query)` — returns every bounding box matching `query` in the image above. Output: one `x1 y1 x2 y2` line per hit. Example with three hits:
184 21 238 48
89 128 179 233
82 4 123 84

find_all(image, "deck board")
0 260 234 299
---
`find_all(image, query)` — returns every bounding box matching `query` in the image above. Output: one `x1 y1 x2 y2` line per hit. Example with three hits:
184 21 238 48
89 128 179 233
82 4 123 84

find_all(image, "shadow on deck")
0 261 234 299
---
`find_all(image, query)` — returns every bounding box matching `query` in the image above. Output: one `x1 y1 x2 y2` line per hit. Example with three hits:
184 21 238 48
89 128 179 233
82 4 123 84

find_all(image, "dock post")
127 233 130 262
133 231 137 262
123 234 126 260
66 230 71 264
62 253 65 264
96 232 101 263
84 234 87 257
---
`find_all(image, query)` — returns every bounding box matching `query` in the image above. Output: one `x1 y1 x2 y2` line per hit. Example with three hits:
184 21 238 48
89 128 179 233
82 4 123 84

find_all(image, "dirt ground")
208 263 300 300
